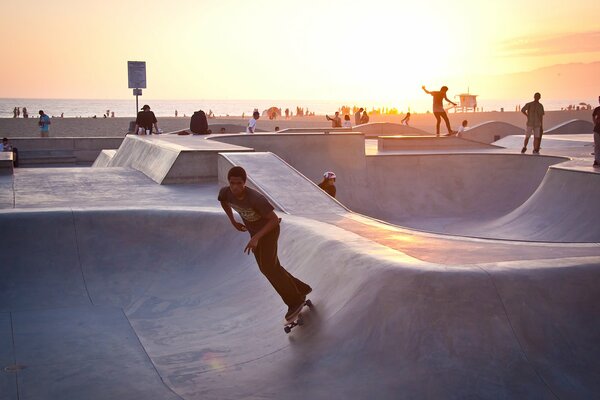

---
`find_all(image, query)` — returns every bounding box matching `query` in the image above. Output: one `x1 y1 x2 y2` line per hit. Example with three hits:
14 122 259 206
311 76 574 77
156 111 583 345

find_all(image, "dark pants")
253 225 310 307
433 111 452 135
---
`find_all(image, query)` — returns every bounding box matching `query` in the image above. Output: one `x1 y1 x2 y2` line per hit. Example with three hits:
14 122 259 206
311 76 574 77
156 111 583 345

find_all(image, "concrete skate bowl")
2 208 600 399
343 153 600 242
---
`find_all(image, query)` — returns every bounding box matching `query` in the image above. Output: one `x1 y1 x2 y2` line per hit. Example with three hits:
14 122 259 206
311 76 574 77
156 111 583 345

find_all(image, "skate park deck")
1 131 599 399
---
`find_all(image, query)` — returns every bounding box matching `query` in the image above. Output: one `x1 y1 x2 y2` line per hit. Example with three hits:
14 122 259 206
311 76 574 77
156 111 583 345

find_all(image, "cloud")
499 30 600 57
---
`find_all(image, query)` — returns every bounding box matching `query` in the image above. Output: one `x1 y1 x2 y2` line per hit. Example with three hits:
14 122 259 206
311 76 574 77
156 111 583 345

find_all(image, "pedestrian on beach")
401 112 411 126
520 92 545 154
247 110 260 133
343 114 352 128
38 110 51 137
2 138 18 167
218 166 312 321
13 107 17 118
22 107 28 118
592 96 600 168
360 110 369 124
354 108 364 125
134 104 159 135
422 85 457 136
326 111 342 128
318 171 337 198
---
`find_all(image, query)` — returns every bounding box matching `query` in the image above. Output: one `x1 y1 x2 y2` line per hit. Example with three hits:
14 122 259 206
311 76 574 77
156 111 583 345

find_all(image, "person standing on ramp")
521 92 545 154
218 166 312 321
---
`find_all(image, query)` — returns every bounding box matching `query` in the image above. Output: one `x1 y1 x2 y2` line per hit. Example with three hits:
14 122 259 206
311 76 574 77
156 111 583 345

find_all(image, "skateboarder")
422 85 457 136
521 92 545 154
218 166 312 320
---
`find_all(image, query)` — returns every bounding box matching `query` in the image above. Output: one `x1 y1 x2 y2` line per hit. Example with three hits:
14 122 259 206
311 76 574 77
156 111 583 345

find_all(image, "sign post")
127 61 147 117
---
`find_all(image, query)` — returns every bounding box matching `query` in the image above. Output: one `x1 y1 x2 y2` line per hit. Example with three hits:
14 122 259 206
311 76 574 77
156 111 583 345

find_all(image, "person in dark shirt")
134 104 159 135
318 171 337 198
593 96 600 168
422 85 457 136
218 166 312 321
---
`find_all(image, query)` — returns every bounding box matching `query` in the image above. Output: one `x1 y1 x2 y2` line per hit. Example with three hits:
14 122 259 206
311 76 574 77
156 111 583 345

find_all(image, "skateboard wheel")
305 299 313 308
284 326 291 334
297 317 304 326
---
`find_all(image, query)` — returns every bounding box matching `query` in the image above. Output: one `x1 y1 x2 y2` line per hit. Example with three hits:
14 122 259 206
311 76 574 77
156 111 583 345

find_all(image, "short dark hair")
227 166 247 182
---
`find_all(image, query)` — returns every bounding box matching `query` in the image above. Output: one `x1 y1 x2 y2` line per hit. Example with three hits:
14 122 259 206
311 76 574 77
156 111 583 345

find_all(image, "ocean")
0 97 589 119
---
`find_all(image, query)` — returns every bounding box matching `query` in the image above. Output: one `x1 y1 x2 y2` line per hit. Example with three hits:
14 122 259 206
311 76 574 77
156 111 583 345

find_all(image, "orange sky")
0 0 598 108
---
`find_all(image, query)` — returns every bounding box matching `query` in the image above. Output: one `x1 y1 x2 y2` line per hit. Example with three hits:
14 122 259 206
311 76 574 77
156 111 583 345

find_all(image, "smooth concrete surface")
3 128 600 399
1 208 599 399
92 149 116 167
544 119 594 135
460 121 525 144
7 137 123 165
0 152 13 174
353 122 429 137
100 135 253 184
377 135 500 150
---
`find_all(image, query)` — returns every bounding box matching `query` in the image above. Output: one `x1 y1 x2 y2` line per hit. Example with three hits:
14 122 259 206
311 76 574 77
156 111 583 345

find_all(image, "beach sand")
0 110 593 138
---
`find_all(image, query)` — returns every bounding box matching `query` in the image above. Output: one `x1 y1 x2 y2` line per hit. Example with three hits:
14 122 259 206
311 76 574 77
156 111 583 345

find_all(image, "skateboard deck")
284 299 313 334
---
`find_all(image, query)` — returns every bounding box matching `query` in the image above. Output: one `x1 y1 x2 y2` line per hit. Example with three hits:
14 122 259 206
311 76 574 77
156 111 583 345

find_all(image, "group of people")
325 108 369 128
13 107 29 118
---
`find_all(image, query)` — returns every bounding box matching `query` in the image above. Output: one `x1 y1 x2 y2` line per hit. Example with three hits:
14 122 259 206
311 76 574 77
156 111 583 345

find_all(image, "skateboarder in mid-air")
218 166 312 321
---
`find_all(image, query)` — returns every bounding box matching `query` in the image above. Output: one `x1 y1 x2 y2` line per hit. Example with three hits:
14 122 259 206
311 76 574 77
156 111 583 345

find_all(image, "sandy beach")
0 109 594 138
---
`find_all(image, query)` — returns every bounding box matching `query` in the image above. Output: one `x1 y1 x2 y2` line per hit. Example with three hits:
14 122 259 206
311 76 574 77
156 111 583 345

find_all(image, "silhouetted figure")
22 107 28 118
456 120 469 137
422 85 457 136
401 112 411 126
354 107 364 125
521 93 545 154
360 110 369 124
593 96 600 168
134 104 159 135
326 111 342 128
318 171 337 198
190 110 209 134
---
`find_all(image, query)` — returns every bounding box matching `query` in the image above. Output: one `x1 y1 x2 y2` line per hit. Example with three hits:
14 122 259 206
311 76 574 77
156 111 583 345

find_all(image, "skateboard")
284 299 313 334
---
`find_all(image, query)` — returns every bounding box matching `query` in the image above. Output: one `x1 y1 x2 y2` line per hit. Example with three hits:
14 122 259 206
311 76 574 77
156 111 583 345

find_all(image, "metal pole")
135 91 139 117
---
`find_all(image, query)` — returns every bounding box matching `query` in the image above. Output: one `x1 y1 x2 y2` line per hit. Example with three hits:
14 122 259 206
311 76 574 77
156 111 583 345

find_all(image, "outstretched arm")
422 86 431 95
444 95 457 106
220 201 247 232
244 211 279 254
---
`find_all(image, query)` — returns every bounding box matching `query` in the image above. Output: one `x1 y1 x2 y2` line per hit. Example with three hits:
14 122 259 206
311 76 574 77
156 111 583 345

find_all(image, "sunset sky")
0 0 598 107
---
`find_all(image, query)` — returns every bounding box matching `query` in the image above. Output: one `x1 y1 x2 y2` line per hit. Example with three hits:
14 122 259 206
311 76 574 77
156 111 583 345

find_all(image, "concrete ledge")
276 127 352 134
544 119 594 135
460 121 525 144
92 150 117 167
102 135 253 184
378 135 499 151
5 137 123 165
0 152 14 175
354 122 429 137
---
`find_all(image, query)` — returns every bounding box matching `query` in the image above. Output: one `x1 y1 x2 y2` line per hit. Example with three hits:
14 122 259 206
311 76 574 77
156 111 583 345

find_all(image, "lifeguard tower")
454 91 478 112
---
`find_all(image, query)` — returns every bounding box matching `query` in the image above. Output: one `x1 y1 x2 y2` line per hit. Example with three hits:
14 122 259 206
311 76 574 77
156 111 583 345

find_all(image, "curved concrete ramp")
544 119 594 135
461 121 525 144
1 208 599 399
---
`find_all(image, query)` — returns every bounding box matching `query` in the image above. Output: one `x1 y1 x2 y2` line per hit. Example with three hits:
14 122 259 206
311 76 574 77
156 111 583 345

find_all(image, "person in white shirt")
455 120 468 137
342 114 352 128
247 110 260 133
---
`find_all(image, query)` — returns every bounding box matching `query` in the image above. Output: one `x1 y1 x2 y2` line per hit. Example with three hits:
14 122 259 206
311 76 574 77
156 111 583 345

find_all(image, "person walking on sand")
521 92 545 154
38 110 51 137
326 111 342 128
422 85 457 136
354 107 364 125
247 109 260 133
134 104 159 135
218 166 312 321
318 171 337 198
592 96 600 168
401 112 411 126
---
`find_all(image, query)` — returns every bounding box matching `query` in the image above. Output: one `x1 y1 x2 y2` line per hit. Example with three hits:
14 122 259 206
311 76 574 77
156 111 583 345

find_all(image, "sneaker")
532 150 539 155
285 299 305 321
521 147 527 154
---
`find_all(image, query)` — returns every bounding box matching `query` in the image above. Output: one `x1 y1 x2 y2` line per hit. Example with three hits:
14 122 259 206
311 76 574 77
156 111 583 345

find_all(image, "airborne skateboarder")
218 166 312 321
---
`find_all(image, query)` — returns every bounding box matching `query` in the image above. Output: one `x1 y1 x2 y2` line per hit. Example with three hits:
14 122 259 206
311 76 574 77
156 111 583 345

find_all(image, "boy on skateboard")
218 166 312 321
